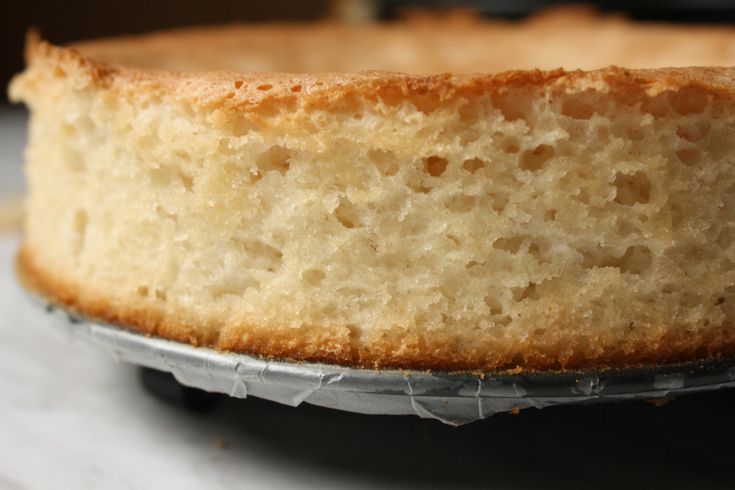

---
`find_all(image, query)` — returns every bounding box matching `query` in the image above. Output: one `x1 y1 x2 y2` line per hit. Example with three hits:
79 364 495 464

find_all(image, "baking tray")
24 288 735 426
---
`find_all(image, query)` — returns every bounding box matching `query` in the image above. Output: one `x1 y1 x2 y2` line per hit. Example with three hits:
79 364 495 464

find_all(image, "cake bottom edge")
16 244 735 374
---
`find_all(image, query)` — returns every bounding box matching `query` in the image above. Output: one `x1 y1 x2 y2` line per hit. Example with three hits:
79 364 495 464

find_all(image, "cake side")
9 37 735 372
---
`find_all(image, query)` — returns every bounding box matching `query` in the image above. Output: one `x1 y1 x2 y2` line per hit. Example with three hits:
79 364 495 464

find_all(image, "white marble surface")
2 108 735 490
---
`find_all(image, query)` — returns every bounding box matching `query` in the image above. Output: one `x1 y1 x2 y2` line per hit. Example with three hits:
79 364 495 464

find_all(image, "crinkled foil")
26 291 735 425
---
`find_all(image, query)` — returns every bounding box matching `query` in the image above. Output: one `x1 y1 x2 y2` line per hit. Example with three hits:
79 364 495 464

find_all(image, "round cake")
10 9 735 371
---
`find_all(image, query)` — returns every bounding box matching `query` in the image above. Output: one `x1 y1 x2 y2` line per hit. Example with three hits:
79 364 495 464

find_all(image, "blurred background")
5 0 735 105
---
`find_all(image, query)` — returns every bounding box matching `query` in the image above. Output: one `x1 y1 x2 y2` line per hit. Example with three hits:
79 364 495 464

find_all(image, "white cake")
11 9 735 371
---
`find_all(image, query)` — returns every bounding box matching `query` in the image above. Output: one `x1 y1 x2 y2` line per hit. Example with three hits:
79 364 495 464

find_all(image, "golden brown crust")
13 33 735 125
18 245 735 373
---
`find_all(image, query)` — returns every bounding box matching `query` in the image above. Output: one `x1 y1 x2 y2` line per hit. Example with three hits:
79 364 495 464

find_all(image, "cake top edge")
52 8 735 73
9 9 735 114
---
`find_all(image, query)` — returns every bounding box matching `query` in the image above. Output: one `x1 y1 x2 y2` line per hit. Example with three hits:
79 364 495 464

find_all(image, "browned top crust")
12 9 735 119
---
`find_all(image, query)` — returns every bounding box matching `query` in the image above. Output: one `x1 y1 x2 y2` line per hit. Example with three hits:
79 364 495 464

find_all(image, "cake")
10 9 735 372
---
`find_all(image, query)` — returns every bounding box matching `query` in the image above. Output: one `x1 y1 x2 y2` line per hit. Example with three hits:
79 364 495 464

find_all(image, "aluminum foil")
26 290 735 426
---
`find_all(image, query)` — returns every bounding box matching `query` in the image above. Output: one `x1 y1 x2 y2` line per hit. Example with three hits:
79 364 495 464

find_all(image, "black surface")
381 0 735 22
140 366 222 413
140 366 735 489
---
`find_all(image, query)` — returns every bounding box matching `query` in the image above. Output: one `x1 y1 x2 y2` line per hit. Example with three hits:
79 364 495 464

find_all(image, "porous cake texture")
11 10 735 371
